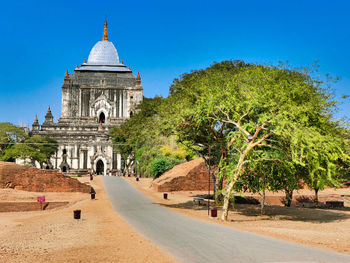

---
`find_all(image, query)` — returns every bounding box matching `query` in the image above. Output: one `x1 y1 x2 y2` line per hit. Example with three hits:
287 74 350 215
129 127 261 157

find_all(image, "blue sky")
0 0 349 126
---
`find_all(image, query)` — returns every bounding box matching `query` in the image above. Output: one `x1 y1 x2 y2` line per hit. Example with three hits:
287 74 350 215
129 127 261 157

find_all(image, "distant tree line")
0 122 57 168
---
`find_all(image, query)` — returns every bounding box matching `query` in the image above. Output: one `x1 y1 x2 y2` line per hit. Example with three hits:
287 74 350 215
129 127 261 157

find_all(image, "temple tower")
31 21 143 175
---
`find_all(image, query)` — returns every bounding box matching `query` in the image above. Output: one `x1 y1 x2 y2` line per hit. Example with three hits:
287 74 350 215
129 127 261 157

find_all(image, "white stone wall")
61 88 70 118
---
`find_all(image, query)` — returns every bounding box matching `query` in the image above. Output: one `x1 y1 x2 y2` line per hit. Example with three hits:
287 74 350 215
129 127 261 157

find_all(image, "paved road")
102 176 350 263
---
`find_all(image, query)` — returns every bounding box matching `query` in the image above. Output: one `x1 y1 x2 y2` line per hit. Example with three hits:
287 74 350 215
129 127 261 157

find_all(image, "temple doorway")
96 160 104 175
99 112 105 123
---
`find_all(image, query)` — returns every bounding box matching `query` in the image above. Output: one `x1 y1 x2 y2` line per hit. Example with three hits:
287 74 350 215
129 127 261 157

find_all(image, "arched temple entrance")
96 159 104 175
99 112 105 123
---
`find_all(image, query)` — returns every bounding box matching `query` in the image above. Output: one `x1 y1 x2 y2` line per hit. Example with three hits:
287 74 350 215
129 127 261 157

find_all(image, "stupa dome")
87 41 120 65
76 20 130 72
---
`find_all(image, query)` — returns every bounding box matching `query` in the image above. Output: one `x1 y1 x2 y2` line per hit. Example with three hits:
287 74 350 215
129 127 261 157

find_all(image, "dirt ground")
1 175 349 262
126 176 350 255
0 176 176 263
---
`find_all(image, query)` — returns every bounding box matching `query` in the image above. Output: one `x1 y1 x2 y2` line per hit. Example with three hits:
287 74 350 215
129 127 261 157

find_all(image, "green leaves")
0 122 28 155
110 97 192 176
161 60 349 219
0 127 58 168
150 157 181 178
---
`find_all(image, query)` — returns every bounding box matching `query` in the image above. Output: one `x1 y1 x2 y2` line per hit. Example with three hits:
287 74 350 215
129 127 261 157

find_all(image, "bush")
160 145 172 157
150 156 181 178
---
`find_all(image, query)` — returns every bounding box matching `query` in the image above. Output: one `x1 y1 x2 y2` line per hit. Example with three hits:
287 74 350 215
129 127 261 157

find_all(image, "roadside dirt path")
0 177 176 263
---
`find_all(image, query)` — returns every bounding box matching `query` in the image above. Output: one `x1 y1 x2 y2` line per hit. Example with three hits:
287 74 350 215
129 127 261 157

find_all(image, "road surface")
102 176 350 263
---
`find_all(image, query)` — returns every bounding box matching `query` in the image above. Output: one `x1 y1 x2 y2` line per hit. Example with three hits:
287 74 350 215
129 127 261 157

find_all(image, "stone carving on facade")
92 94 113 120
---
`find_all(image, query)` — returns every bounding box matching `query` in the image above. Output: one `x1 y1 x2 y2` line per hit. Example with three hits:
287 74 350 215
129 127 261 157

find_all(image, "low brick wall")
152 158 215 192
0 201 69 212
0 162 91 193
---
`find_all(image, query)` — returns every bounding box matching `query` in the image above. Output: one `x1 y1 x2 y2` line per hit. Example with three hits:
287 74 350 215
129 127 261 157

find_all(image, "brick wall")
0 201 69 212
152 158 215 192
0 162 91 193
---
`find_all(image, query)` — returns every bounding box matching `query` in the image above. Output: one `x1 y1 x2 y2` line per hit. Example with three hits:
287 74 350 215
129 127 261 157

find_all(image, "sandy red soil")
0 177 176 263
1 174 349 262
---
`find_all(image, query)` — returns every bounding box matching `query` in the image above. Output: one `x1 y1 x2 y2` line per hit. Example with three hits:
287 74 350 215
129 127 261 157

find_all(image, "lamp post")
197 143 212 216
208 146 211 216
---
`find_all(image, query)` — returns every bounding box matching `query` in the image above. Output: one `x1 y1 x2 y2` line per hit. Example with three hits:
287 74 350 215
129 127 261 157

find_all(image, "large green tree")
161 61 349 220
161 61 252 198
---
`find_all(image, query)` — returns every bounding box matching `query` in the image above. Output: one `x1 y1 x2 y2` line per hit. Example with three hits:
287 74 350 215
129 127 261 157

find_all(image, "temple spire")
102 20 109 41
32 114 40 130
44 106 53 124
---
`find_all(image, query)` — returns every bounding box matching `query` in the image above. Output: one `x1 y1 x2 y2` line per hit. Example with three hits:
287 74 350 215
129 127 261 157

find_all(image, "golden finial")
128 65 131 70
121 59 123 65
102 20 109 41
136 72 141 80
34 115 38 121
65 69 69 77
76 64 79 69
84 58 87 63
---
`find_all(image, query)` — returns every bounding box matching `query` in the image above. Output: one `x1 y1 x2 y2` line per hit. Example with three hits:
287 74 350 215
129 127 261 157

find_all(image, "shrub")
160 145 172 157
150 156 181 178
175 147 187 160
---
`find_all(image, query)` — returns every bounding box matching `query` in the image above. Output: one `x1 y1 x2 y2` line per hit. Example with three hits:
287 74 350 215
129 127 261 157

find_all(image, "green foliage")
135 146 162 177
290 124 349 193
110 97 193 177
0 122 28 157
0 122 58 168
160 143 194 160
159 60 349 219
111 60 349 217
150 156 181 178
1 135 58 167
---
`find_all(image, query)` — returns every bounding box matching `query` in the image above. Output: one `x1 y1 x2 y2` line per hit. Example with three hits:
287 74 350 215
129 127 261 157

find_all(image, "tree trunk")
125 159 134 177
221 181 234 221
221 149 249 220
314 188 319 207
285 189 293 207
46 158 53 169
220 129 270 221
260 190 265 215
